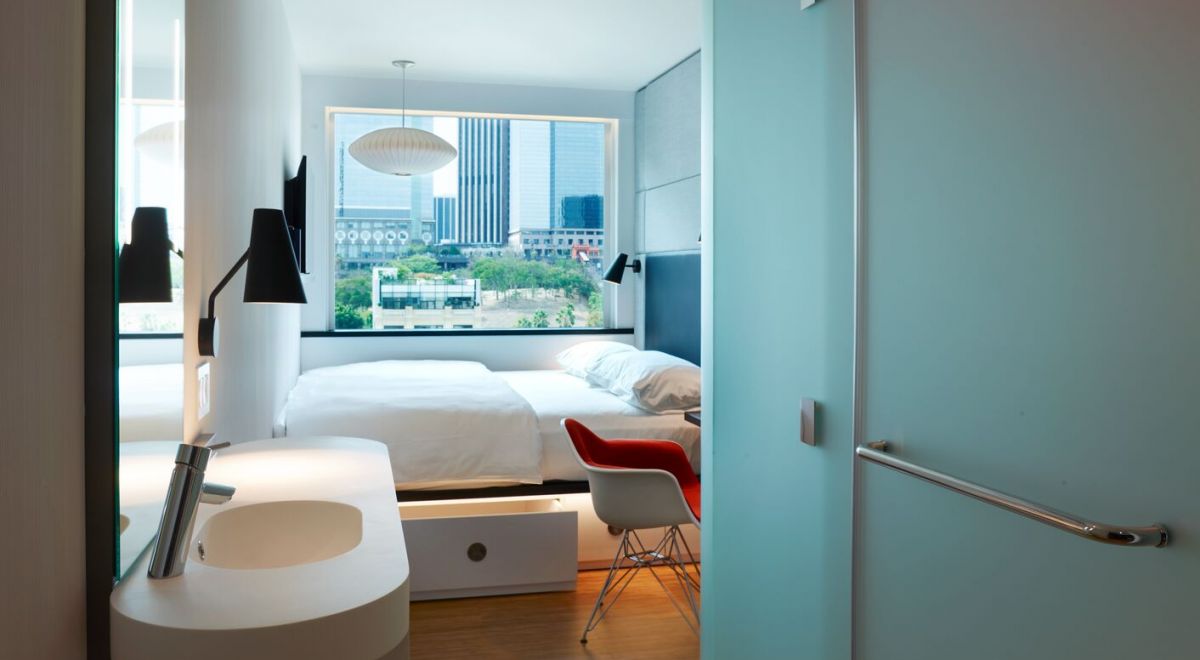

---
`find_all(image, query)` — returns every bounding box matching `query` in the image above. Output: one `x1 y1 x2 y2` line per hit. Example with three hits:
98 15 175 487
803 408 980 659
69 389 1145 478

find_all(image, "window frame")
324 106 623 334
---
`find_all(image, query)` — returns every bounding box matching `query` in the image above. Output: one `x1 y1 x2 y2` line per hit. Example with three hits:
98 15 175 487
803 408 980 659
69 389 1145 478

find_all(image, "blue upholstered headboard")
643 252 701 366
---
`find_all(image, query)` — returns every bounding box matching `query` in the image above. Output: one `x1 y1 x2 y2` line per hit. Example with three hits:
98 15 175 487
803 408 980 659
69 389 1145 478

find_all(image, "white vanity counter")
111 437 410 660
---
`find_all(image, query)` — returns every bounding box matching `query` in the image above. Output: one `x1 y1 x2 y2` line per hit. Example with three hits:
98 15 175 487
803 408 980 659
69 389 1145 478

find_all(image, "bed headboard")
643 252 701 366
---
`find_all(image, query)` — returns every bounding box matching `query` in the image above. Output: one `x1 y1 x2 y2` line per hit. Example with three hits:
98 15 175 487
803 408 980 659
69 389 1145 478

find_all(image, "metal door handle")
857 443 1169 548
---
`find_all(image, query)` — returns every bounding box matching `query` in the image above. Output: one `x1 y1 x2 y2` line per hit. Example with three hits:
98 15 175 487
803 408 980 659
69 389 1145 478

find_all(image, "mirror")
116 0 187 578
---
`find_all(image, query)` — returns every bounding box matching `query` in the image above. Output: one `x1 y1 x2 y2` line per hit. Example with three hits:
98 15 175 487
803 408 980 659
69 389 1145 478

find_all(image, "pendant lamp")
134 119 184 164
348 60 457 176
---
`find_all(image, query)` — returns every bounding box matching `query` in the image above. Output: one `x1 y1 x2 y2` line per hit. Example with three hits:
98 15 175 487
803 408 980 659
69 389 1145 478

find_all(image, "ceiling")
280 0 701 91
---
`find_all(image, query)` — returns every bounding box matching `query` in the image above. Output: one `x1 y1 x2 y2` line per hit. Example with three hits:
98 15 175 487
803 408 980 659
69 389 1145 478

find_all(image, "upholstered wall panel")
644 175 701 254
636 53 702 192
635 52 700 256
635 51 701 347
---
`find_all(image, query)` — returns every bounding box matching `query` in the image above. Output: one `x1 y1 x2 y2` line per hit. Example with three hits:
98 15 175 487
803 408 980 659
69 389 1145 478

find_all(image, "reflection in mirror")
117 0 187 579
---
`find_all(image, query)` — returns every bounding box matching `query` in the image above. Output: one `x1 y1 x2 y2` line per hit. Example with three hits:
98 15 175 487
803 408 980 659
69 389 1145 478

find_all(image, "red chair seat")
563 418 700 522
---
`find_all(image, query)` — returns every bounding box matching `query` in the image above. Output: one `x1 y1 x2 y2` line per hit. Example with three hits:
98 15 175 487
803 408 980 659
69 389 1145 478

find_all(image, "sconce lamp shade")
118 207 175 303
244 208 307 304
603 253 642 284
199 208 307 357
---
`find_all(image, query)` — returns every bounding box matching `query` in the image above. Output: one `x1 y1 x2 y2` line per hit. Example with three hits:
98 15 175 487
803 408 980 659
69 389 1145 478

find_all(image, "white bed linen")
281 360 542 488
497 370 701 482
119 363 183 443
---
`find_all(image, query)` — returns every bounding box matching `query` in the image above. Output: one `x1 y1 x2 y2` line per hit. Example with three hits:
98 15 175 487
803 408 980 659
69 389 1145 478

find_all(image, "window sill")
301 328 633 338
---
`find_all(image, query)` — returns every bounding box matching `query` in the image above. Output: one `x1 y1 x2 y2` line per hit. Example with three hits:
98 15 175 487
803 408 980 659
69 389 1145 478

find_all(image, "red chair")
561 418 700 644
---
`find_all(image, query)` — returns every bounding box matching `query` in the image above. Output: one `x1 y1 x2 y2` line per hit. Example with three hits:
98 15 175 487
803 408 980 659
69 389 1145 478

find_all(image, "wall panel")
0 0 89 657
184 0 302 444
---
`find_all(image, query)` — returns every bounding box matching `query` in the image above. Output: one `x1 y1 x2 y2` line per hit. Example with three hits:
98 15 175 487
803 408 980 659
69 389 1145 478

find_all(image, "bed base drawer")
399 500 577 601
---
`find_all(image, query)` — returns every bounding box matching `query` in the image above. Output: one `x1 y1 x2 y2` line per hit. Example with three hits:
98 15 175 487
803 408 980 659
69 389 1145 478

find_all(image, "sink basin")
111 438 410 660
192 500 363 570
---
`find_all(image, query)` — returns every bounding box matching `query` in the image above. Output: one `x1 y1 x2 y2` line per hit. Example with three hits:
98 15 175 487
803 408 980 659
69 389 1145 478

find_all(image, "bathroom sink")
111 437 410 660
191 500 363 570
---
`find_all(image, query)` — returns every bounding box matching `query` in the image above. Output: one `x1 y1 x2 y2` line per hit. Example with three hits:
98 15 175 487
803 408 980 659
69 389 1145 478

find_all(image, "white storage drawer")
399 500 578 601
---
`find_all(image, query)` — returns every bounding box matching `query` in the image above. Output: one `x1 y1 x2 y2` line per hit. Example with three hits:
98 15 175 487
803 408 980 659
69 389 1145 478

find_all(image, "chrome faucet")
148 443 236 579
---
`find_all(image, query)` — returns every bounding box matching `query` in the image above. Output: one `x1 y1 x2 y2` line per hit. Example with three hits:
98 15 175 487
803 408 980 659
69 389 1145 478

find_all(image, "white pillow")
555 340 636 378
588 350 700 414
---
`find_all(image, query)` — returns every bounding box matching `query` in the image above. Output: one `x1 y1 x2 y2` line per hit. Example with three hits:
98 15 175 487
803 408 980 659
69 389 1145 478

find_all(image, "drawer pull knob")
467 542 487 562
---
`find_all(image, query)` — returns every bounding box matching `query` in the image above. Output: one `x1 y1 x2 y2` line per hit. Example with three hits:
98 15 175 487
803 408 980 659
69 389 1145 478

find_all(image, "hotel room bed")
280 360 543 488
496 369 699 482
282 254 702 493
278 359 699 490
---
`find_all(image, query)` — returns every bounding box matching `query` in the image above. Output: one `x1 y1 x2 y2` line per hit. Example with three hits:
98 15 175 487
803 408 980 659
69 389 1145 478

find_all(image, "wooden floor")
410 569 700 659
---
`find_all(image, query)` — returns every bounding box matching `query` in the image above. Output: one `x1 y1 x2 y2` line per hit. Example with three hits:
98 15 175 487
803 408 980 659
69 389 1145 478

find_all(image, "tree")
556 303 576 328
587 291 603 327
397 254 440 274
335 302 370 329
517 309 550 328
335 272 372 309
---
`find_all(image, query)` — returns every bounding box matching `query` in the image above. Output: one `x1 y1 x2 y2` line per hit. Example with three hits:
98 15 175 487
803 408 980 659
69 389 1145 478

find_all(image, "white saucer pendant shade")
348 126 458 176
134 119 184 164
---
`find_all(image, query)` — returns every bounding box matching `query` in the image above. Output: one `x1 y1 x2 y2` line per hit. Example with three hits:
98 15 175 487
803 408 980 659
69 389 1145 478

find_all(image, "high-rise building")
549 122 605 229
509 120 551 232
334 206 438 273
559 194 604 229
508 120 606 258
455 117 510 245
433 196 457 243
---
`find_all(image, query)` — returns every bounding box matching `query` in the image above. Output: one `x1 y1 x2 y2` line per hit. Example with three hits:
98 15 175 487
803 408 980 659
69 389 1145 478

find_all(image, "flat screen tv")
284 155 307 273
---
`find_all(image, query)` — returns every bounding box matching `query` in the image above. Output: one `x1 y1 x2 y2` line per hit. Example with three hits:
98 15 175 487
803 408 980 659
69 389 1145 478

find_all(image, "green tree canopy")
470 256 597 300
395 254 441 275
335 272 372 309
556 303 576 328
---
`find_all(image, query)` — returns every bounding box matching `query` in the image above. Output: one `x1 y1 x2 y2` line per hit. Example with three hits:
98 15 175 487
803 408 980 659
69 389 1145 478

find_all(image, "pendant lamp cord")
401 64 407 128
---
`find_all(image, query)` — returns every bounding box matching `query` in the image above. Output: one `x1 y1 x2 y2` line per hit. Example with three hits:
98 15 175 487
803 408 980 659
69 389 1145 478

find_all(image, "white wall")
298 75 638 334
184 0 302 444
0 0 88 657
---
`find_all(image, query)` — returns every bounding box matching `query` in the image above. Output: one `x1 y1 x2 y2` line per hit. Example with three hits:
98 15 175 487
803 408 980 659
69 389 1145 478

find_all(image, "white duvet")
119 363 183 443
498 370 701 482
281 360 542 487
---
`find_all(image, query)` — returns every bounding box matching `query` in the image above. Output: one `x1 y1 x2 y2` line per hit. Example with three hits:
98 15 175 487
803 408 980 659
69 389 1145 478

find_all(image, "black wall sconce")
118 207 183 303
198 208 306 357
603 253 642 284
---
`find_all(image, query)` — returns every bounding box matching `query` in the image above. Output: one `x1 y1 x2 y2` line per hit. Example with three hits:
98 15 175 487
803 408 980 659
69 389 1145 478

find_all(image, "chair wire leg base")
579 526 701 644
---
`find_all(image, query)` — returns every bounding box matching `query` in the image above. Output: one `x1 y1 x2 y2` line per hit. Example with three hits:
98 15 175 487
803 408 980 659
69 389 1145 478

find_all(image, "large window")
331 111 612 331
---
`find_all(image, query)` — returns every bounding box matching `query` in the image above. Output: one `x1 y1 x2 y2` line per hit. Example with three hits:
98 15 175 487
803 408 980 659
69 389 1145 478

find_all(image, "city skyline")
334 112 605 241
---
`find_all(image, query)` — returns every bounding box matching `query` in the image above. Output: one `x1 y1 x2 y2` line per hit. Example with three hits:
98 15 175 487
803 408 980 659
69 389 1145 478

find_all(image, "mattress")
281 360 543 488
119 363 183 443
497 370 701 482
